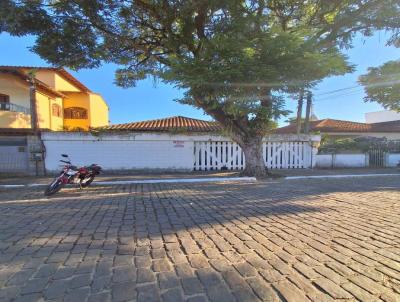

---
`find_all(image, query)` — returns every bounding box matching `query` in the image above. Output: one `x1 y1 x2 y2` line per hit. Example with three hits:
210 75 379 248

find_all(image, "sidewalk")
0 168 398 186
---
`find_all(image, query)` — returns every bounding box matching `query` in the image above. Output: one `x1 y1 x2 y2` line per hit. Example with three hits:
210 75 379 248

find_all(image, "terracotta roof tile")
275 118 400 134
98 116 222 132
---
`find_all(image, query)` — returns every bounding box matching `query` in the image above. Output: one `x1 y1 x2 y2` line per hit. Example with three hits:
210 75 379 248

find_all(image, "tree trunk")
240 136 266 177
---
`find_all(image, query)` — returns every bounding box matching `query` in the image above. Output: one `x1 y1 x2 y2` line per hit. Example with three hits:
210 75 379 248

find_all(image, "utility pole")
304 91 312 134
296 90 304 135
28 72 38 133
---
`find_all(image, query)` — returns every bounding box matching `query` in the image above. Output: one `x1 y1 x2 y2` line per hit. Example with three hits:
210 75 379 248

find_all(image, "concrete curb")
285 173 400 180
0 176 257 189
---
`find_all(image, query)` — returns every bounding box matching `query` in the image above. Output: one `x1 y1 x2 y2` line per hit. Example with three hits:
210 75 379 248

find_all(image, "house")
365 110 400 124
275 118 400 140
0 66 110 175
42 116 321 173
0 66 109 131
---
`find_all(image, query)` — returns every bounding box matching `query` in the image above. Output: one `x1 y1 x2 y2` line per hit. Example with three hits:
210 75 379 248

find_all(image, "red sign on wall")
173 140 185 148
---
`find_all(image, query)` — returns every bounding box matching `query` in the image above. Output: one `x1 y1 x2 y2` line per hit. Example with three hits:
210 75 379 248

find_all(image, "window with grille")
64 107 88 119
52 103 62 117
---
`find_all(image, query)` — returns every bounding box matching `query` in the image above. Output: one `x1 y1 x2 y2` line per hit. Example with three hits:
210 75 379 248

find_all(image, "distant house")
0 66 109 131
365 110 400 124
275 118 400 140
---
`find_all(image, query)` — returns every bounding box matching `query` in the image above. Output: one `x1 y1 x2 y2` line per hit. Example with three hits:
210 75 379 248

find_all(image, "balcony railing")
0 101 31 115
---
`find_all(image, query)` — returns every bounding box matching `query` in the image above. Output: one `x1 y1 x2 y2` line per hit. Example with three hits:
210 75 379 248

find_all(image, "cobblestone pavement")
0 176 399 302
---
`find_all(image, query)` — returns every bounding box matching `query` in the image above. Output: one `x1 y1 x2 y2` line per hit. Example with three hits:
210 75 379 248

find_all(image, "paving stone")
206 284 236 302
186 295 208 302
91 275 111 293
233 287 260 302
13 293 42 302
20 277 49 294
188 254 209 269
6 269 34 286
1 177 400 302
88 292 110 302
44 279 69 299
234 262 258 277
64 286 90 302
137 283 160 302
137 268 156 283
69 273 92 289
53 266 76 279
112 281 137 302
113 266 137 283
158 271 180 289
182 277 203 295
34 264 58 278
349 275 388 295
161 288 184 302
247 277 280 302
342 282 380 302
313 278 352 299
273 280 310 302
153 258 171 272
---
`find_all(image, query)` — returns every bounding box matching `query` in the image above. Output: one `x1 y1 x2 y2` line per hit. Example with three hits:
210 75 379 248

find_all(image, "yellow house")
0 66 109 131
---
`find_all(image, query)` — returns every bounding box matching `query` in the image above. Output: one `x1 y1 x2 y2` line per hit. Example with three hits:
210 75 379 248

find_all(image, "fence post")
365 153 370 168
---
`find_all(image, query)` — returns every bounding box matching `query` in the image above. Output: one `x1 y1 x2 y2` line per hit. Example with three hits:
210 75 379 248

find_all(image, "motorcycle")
44 154 102 196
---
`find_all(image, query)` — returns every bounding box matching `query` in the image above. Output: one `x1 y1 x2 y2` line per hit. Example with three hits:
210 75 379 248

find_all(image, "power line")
313 84 363 97
313 88 365 102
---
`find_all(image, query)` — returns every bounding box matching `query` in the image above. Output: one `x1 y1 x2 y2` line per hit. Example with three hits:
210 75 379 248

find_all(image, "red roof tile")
99 116 222 132
275 119 400 134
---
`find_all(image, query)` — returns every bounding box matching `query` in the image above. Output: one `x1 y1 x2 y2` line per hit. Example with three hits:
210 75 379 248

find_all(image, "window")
64 107 88 119
0 94 10 111
52 104 62 117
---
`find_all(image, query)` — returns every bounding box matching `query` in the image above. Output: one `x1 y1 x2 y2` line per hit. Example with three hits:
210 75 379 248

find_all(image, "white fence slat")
193 140 313 171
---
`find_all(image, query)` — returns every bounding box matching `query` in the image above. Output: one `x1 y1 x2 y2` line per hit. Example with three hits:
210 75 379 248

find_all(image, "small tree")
8 1 396 176
359 60 400 111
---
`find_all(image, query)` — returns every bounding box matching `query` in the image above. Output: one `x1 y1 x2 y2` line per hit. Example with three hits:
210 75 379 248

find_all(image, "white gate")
194 141 312 170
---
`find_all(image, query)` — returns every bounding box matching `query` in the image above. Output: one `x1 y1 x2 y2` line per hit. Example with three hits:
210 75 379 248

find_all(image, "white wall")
316 154 368 168
386 154 400 167
43 132 195 171
315 154 333 168
42 132 321 172
365 110 400 123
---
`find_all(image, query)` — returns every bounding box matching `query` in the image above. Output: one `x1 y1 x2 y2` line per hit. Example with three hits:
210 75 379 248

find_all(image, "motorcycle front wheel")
44 178 64 196
80 175 95 188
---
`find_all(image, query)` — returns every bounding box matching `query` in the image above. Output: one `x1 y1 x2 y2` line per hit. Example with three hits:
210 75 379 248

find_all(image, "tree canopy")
359 60 400 112
1 0 399 175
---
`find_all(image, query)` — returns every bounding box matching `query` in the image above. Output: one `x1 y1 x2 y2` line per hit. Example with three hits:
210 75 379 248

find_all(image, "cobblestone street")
0 176 399 302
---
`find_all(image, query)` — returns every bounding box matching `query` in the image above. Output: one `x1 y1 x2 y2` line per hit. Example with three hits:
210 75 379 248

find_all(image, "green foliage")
359 60 400 111
1 0 398 144
319 136 400 153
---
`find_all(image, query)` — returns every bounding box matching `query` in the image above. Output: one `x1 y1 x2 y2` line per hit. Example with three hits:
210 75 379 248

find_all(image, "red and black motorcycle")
44 154 102 196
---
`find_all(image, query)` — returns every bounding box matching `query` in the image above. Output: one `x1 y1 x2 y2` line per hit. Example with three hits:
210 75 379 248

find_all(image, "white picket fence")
193 141 313 170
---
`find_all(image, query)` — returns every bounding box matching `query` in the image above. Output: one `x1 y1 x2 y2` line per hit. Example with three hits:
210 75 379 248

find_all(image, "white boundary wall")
316 154 369 168
42 132 320 172
385 153 400 167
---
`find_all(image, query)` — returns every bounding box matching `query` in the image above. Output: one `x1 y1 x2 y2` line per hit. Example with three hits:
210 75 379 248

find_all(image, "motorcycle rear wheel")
44 179 64 196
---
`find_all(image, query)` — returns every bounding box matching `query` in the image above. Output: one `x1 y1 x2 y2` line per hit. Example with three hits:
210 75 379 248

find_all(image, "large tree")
359 60 400 111
1 0 398 176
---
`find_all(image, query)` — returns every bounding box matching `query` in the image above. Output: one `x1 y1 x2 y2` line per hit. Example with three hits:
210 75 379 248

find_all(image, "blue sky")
0 32 398 126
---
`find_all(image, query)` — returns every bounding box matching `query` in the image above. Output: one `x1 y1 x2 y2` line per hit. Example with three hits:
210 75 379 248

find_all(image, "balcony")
0 101 31 115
